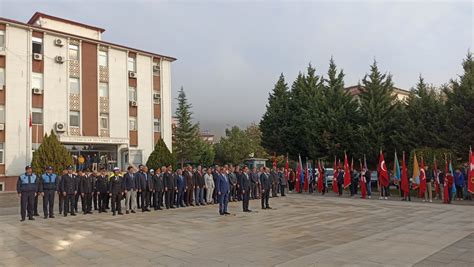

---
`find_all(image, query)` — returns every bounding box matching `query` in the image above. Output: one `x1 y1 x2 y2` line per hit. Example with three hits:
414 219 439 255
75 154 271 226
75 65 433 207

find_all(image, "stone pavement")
0 192 473 267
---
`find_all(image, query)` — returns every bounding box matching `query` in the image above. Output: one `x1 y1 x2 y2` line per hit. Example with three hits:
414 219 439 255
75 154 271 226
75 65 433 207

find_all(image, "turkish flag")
304 160 309 192
343 153 351 189
468 148 474 194
401 152 409 196
378 150 389 187
360 171 367 199
333 157 339 194
419 157 426 198
295 154 302 193
317 160 324 193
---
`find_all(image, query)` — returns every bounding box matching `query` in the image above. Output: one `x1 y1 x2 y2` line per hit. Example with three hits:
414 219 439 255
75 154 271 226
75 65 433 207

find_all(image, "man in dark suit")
96 168 109 213
79 170 94 214
184 165 194 206
216 166 230 215
137 165 152 212
241 166 252 212
270 166 279 197
152 167 164 210
176 169 186 208
260 167 272 209
163 165 176 209
60 166 78 216
212 165 220 204
109 167 125 216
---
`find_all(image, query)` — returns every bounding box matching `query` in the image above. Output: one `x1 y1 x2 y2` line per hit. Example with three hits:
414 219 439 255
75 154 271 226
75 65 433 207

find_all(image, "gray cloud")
1 0 472 138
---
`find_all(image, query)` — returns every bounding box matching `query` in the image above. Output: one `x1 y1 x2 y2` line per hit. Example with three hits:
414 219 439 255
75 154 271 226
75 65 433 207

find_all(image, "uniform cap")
25 165 32 170
46 166 53 170
67 165 73 170
113 167 120 171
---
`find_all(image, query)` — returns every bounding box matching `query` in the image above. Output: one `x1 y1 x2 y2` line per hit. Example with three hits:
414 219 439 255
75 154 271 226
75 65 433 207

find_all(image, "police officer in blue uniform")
17 165 38 221
39 166 57 219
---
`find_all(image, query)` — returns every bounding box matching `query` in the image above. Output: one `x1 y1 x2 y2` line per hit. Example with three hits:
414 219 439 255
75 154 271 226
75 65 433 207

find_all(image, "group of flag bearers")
287 148 474 203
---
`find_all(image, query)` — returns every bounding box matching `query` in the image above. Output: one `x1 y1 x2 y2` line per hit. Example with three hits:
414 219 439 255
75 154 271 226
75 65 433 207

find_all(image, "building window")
0 143 4 164
129 117 137 131
0 105 4 124
128 86 137 102
100 113 109 129
32 37 42 54
128 57 136 72
99 50 108 67
153 118 160 132
70 78 79 94
32 108 43 125
99 82 108 97
69 111 80 127
32 73 43 90
0 68 4 89
153 91 160 104
69 44 79 60
153 62 160 76
0 30 4 51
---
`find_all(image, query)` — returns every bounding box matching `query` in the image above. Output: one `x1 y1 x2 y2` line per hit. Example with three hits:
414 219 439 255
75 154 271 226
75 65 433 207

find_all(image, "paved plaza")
0 192 473 267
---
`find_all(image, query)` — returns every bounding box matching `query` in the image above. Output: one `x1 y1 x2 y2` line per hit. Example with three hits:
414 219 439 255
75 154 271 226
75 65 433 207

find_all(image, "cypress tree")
146 139 175 171
31 131 73 175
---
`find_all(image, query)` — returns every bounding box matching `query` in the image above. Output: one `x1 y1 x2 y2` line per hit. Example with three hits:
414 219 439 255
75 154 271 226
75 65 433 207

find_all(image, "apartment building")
0 12 175 191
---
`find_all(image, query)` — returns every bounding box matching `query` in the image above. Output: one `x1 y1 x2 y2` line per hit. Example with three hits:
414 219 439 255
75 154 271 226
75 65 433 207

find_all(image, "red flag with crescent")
378 150 389 187
419 157 426 197
343 153 351 189
317 160 324 193
333 157 339 194
468 147 474 194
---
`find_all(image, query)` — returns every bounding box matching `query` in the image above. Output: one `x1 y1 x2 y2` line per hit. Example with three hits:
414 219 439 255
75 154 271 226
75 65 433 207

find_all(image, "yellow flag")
413 152 420 184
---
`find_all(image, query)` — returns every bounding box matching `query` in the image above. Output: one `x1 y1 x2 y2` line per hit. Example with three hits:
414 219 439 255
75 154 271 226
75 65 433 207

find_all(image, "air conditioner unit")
32 88 43 95
129 101 137 107
33 53 43 61
0 123 4 131
55 56 64 64
153 65 160 72
153 93 161 100
55 122 66 132
0 48 5 56
129 71 137 78
54 38 64 47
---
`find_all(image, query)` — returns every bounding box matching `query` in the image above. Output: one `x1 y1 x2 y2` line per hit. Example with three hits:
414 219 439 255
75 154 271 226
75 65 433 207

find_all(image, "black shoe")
50 215 55 218
126 211 129 214
71 213 76 216
131 210 136 213
247 210 252 212
262 207 266 209
20 218 25 222
266 206 272 209
118 212 124 215
34 213 40 217
224 212 231 215
113 213 116 216
44 215 48 219
219 212 224 215
158 208 163 210
170 206 175 209
29 217 35 221
146 209 151 212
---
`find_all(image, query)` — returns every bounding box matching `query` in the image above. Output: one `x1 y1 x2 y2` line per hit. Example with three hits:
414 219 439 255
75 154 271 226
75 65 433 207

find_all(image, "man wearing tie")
60 166 78 217
138 165 152 212
216 166 230 215
241 166 252 212
260 167 272 209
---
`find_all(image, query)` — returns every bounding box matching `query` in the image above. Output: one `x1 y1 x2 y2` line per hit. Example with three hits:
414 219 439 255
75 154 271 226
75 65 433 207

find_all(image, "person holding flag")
433 156 441 200
343 153 351 195
378 150 389 200
401 152 410 200
332 157 339 195
295 155 302 193
317 160 325 194
393 152 401 198
467 147 474 199
359 159 367 199
419 157 427 201
424 163 433 203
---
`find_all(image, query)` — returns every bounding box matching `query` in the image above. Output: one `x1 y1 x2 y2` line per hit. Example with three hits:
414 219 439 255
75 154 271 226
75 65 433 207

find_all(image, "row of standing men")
17 164 288 221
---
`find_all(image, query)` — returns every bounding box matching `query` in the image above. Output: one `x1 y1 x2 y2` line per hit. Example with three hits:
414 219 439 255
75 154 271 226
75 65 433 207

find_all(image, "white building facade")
0 12 175 191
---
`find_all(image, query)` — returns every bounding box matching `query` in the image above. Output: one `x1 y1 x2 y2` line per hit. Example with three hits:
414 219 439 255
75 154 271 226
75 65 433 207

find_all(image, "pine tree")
319 58 360 159
358 60 397 162
146 139 175 171
260 73 290 154
31 131 74 175
445 52 474 157
173 87 201 166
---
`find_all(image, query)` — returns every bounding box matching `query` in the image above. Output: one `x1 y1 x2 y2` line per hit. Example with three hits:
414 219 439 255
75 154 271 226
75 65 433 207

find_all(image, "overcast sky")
1 0 473 137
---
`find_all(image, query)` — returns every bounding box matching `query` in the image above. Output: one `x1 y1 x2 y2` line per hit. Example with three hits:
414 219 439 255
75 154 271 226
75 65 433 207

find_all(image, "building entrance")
64 144 118 172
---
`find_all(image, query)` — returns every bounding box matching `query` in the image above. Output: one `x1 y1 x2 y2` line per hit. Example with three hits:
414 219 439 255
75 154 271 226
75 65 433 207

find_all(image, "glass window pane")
129 117 137 131
153 119 160 132
0 106 4 124
99 82 108 97
70 111 80 127
69 45 78 60
70 78 79 94
99 51 108 67
128 87 136 101
128 57 135 72
0 31 5 49
100 114 108 129
0 68 4 88
32 42 42 54
32 108 43 125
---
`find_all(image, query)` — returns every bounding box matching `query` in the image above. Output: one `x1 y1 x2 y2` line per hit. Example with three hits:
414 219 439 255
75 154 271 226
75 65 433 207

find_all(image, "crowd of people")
16 164 288 222
286 164 473 203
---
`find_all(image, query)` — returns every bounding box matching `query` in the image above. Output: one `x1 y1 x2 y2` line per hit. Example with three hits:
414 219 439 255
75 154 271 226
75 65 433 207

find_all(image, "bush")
31 131 74 175
146 139 175 171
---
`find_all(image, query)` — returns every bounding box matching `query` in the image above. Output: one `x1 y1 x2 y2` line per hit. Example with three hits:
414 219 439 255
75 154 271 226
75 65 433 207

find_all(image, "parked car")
370 170 378 188
325 168 334 186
